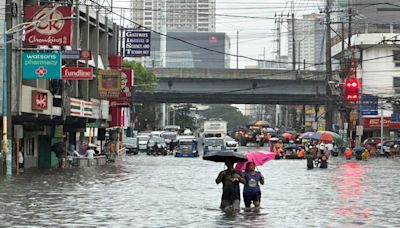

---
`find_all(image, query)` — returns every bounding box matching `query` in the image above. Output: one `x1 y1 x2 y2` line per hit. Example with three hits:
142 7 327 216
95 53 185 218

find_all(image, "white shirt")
18 151 23 164
86 149 96 159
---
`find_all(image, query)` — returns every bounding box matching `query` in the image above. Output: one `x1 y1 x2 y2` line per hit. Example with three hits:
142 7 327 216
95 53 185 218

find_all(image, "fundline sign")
124 30 151 57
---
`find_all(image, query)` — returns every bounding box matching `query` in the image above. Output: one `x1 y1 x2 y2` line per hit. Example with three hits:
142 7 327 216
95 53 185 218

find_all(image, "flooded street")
1 150 400 227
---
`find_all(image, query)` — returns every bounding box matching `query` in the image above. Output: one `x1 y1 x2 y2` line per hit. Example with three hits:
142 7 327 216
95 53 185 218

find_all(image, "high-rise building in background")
288 13 325 70
145 32 230 69
130 0 216 32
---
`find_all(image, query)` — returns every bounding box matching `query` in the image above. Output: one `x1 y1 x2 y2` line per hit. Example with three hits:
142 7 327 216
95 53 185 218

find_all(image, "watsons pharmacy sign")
22 52 62 79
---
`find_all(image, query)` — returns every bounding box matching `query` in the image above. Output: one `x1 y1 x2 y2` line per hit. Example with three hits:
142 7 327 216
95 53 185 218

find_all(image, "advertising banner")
98 69 121 98
62 67 93 80
24 6 73 46
121 69 134 97
31 90 48 111
124 30 151 57
22 52 61 79
363 117 400 129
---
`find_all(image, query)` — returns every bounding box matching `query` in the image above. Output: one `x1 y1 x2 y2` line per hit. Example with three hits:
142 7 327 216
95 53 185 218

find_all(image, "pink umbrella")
235 151 275 171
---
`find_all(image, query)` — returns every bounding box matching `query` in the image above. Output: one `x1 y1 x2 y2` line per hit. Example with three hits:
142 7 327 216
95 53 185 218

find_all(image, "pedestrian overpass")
133 68 330 105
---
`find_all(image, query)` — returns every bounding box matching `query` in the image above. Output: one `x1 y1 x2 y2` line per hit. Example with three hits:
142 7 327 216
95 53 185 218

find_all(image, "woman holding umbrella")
242 162 264 211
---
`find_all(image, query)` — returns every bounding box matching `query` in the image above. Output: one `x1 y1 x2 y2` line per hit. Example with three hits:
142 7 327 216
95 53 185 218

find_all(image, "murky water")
1 153 400 227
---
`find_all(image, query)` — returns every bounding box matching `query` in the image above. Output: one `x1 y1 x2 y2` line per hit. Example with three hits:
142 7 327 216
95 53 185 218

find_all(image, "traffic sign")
356 125 363 136
361 94 378 116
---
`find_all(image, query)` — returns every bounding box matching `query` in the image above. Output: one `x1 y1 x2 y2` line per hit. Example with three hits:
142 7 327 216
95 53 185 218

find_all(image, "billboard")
24 6 73 46
361 94 378 116
98 69 121 98
22 52 61 79
124 30 151 57
62 67 93 80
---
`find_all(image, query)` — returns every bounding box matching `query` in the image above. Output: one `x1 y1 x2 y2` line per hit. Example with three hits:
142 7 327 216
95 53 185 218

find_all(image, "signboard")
54 125 64 138
80 50 92 60
22 52 61 79
124 30 151 57
361 95 378 116
31 90 48 110
62 67 93 80
121 69 134 97
356 125 363 136
363 117 400 129
24 6 73 46
391 113 400 122
62 50 80 60
69 98 94 118
98 69 121 98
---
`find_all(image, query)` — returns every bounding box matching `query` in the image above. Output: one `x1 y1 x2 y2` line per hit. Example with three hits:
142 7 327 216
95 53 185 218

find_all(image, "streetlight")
236 30 243 69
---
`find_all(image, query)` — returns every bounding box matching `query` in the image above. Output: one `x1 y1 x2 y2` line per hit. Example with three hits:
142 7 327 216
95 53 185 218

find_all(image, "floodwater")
1 151 400 227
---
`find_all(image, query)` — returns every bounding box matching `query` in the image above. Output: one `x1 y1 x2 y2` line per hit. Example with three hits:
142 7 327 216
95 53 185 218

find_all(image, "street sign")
22 52 62 79
392 113 400 122
124 30 151 57
62 50 80 60
356 125 363 136
361 94 378 116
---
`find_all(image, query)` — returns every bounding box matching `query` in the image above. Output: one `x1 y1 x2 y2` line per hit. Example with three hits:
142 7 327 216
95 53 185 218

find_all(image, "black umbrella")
203 150 248 163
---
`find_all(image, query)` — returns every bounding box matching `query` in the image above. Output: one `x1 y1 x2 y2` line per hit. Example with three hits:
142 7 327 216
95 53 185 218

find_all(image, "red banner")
62 67 93 80
363 117 400 129
80 50 92 60
24 6 73 46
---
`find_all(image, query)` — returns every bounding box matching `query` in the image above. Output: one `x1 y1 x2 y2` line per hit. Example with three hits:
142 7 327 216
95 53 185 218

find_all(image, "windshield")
179 140 193 146
138 136 149 142
205 139 224 146
162 133 177 140
125 138 137 144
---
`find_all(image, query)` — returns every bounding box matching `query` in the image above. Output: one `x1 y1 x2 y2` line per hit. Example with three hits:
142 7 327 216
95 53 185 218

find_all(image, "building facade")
130 0 216 32
145 32 230 69
288 13 325 70
332 0 400 139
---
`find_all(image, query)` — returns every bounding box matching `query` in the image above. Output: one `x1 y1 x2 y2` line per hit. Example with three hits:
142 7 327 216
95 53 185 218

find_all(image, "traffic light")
344 78 360 102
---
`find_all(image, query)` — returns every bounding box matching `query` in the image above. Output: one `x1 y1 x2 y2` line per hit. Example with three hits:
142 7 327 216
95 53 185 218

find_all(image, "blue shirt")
243 171 262 193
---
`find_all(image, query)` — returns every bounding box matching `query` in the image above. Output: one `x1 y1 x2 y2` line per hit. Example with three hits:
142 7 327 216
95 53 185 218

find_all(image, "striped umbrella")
299 132 314 139
310 131 343 145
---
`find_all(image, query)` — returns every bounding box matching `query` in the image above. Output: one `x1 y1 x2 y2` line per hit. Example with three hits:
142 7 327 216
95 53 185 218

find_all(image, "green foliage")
172 104 196 130
123 60 156 91
202 104 249 130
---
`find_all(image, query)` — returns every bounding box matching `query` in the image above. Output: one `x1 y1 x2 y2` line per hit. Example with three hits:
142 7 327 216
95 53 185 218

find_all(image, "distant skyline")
115 0 323 68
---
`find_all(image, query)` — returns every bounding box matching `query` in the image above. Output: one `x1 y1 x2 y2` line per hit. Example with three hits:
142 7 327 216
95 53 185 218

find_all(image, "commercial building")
332 0 400 139
130 0 216 32
145 32 230 69
288 13 325 70
1 2 131 174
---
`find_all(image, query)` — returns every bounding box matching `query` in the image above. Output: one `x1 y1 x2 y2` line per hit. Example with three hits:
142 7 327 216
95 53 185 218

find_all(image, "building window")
25 137 35 156
394 50 400 67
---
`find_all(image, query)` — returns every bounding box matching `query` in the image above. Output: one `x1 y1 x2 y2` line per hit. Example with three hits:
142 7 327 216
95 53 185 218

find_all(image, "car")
175 136 199 157
203 138 225 154
137 135 150 152
124 137 138 155
225 136 238 152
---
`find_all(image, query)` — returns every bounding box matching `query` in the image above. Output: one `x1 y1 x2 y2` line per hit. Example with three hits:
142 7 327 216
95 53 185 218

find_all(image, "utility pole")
236 30 241 69
2 0 13 176
325 0 334 131
291 2 296 70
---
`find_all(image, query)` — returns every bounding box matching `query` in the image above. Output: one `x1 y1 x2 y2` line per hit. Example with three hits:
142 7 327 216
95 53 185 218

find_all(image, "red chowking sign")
62 67 93 80
24 6 73 46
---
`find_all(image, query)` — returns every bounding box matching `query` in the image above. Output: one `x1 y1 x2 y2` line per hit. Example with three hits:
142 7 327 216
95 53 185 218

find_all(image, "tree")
123 60 156 91
201 104 249 130
124 60 158 130
172 104 196 130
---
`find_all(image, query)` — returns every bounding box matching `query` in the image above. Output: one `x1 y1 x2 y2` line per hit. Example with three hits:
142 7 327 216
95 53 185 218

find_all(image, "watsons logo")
25 53 58 60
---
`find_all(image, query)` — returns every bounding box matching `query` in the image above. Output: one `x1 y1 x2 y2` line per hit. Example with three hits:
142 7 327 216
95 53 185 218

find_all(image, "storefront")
363 117 400 139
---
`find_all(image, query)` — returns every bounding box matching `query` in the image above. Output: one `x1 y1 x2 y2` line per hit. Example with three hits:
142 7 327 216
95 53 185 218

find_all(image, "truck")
202 120 227 154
